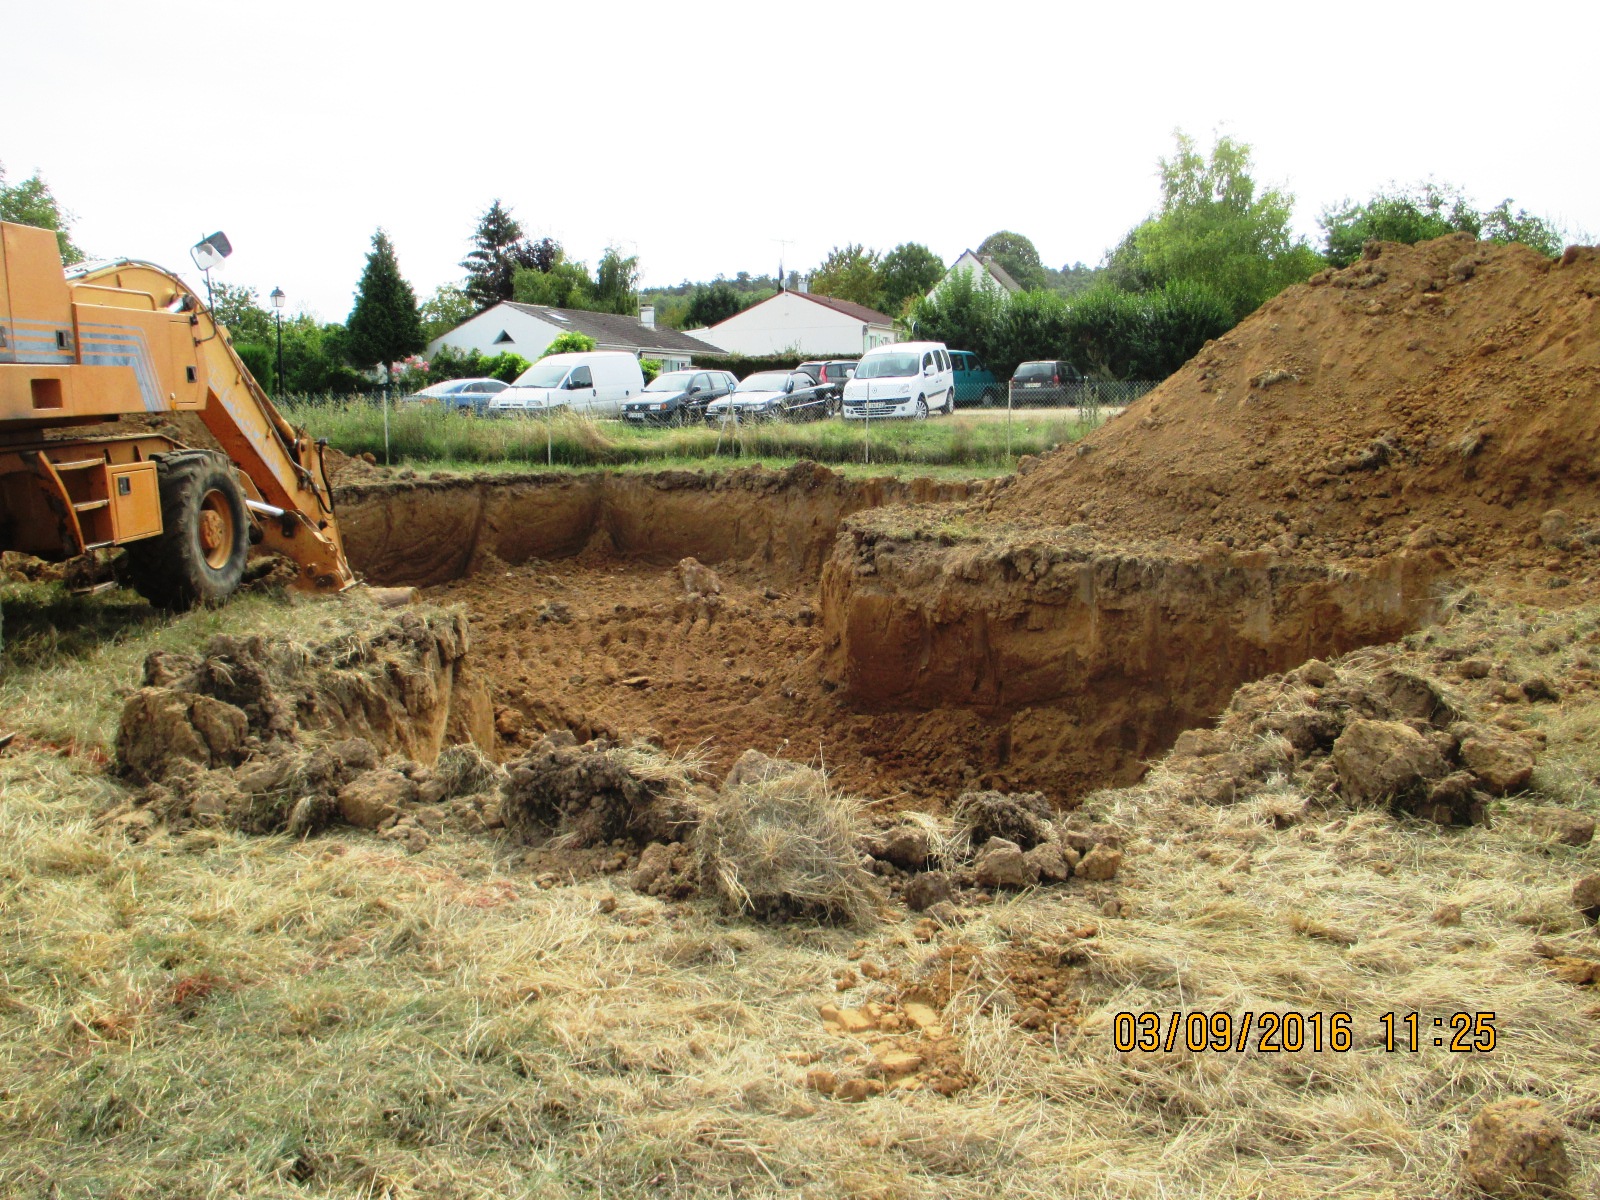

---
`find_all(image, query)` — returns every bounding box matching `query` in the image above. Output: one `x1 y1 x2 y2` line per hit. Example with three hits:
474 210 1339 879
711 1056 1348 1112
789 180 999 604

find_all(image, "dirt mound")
1135 603 1579 824
105 608 496 840
995 236 1600 596
499 735 697 848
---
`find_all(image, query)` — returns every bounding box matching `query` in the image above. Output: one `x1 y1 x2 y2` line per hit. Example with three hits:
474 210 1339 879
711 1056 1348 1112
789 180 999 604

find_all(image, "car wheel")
912 397 929 421
981 388 1000 408
826 395 842 419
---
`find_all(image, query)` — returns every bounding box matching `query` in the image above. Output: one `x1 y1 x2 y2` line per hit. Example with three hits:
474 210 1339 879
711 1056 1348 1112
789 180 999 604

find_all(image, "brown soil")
993 236 1600 599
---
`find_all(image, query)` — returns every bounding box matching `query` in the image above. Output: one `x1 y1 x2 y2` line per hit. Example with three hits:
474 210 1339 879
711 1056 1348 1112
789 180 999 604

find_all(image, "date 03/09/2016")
1112 1011 1497 1054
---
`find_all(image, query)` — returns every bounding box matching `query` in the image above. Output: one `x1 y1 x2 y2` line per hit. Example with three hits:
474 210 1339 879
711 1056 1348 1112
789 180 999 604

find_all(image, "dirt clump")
499 736 697 849
1464 1097 1573 1198
1141 634 1556 825
103 608 495 841
993 236 1600 598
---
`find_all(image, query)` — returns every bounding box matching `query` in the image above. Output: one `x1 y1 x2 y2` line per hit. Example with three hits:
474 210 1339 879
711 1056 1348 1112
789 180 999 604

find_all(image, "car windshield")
737 372 789 391
855 352 920 379
646 372 695 392
513 362 570 388
1013 363 1054 381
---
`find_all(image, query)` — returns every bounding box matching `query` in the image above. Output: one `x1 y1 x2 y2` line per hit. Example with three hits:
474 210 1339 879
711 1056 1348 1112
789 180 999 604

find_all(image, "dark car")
621 369 735 425
705 370 833 422
1010 360 1086 406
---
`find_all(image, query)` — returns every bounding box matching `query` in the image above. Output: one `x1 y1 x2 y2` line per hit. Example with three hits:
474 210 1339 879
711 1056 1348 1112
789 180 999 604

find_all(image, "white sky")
5 1 1594 322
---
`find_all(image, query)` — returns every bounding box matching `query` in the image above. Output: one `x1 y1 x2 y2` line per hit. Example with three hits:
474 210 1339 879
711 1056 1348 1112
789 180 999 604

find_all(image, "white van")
841 341 955 420
491 351 644 417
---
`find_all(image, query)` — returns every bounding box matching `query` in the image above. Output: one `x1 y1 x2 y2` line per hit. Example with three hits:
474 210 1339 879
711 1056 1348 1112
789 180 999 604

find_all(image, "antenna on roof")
773 237 794 291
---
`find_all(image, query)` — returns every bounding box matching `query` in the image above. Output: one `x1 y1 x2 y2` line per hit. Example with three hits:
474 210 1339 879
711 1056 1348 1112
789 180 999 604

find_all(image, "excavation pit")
336 465 1448 803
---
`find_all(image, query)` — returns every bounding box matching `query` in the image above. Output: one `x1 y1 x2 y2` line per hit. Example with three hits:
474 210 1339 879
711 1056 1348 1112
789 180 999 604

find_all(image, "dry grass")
3 588 1599 1197
692 753 883 925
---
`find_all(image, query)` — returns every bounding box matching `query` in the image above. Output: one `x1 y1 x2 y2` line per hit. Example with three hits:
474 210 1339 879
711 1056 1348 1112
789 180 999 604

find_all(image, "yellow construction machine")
0 220 353 608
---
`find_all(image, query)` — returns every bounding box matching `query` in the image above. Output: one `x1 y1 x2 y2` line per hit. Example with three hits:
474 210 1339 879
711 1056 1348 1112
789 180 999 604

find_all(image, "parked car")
1010 360 1086 406
841 342 955 420
491 351 644 416
949 351 1001 407
621 369 734 425
399 377 508 413
705 371 832 422
796 359 857 390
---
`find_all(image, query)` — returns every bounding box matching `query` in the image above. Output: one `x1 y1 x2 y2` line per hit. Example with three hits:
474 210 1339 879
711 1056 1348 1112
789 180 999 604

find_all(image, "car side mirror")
923 364 935 375
688 385 702 394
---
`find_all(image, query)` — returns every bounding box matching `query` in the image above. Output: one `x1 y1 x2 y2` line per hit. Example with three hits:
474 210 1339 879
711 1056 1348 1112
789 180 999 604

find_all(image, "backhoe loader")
0 220 354 609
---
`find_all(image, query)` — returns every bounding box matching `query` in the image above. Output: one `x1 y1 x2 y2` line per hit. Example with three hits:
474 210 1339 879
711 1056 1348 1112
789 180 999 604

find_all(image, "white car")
491 351 644 417
841 341 955 420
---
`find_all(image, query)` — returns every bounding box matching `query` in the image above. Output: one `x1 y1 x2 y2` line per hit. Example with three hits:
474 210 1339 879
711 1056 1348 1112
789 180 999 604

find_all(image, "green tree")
1319 183 1479 268
0 162 82 263
977 231 1048 291
345 229 425 387
419 284 475 342
513 257 592 308
461 200 555 309
685 281 744 328
546 331 597 355
903 269 1007 366
1047 262 1104 298
209 282 275 345
1115 131 1323 321
593 245 640 316
1321 183 1565 267
878 242 946 316
809 244 884 310
1479 200 1564 256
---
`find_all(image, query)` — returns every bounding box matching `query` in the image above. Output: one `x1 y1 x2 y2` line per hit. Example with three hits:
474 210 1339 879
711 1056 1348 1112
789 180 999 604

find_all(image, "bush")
546 331 597 356
234 343 274 391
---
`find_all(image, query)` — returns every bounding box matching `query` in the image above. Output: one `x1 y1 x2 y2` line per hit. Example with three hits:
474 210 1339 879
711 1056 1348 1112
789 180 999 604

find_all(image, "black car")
1010 360 1086 406
705 371 834 422
621 369 735 425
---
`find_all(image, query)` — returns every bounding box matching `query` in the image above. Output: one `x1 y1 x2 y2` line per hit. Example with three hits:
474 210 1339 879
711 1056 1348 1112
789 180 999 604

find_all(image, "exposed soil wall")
818 518 1449 787
336 463 975 587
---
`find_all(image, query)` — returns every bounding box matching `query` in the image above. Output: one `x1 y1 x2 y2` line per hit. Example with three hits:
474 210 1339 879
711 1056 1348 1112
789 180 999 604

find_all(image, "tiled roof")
500 302 713 354
791 291 896 326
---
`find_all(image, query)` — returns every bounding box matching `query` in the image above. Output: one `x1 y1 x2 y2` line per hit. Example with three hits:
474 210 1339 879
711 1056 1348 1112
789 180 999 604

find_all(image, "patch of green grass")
286 398 1099 471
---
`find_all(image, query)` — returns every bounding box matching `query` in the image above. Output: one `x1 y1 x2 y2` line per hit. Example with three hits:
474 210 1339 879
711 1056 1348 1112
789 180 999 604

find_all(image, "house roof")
790 291 896 327
499 302 713 354
977 255 1021 293
954 249 1021 293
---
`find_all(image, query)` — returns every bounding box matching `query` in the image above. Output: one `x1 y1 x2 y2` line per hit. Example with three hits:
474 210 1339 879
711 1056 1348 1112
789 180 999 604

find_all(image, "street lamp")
269 286 285 401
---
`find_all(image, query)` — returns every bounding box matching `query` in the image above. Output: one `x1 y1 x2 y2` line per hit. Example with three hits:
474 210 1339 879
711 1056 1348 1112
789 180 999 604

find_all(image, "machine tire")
912 397 929 421
124 451 250 611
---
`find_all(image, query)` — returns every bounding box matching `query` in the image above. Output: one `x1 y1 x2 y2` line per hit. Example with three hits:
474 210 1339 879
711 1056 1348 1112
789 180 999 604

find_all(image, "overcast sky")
5 1 1594 322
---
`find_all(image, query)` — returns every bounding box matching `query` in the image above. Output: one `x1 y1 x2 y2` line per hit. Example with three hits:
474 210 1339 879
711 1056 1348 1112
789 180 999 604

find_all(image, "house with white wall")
690 291 898 357
428 301 711 372
930 250 1022 299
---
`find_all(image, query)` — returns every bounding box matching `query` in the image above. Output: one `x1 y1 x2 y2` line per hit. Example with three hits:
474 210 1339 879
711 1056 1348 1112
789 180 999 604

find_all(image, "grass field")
282 398 1104 471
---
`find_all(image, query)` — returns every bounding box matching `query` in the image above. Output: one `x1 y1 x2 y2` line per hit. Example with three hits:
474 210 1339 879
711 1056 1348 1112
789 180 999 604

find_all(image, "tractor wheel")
124 451 250 610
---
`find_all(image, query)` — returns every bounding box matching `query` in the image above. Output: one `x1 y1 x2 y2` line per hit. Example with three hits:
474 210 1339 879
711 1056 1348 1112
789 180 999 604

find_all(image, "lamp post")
269 286 285 401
